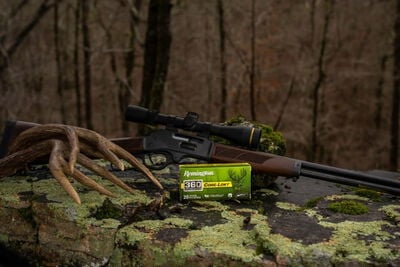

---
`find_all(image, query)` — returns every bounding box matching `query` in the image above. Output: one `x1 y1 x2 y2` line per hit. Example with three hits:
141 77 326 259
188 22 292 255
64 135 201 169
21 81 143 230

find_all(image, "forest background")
0 0 399 172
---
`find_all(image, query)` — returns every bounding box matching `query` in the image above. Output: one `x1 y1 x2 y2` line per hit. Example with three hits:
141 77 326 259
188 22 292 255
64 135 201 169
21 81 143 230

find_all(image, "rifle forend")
124 105 261 149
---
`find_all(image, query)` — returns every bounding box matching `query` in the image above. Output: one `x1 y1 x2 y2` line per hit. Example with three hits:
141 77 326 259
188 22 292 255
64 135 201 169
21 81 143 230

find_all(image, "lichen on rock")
0 160 400 266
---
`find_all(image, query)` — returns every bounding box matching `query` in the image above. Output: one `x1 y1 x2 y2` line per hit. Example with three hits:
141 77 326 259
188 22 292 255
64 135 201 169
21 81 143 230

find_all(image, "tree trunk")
249 0 256 121
139 0 172 111
81 0 93 130
274 78 295 131
121 0 142 135
391 0 400 171
74 0 82 127
54 1 67 124
217 0 227 122
375 54 388 130
310 0 333 162
0 0 55 83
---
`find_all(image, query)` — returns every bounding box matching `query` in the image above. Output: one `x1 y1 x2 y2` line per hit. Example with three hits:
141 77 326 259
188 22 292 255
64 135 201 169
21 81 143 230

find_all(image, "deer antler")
0 124 163 204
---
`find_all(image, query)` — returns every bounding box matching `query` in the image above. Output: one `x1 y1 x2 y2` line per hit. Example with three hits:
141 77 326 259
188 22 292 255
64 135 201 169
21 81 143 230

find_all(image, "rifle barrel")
300 162 400 195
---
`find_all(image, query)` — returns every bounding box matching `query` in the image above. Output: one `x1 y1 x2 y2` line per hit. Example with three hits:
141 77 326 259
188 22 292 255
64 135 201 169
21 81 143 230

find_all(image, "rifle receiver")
125 105 261 148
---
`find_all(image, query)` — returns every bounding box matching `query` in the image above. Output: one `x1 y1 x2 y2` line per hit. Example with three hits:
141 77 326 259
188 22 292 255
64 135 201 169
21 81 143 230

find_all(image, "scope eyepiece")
125 105 261 148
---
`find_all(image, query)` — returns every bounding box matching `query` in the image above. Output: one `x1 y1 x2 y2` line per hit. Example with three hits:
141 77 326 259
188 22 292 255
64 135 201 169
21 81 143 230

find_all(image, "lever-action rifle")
120 105 400 195
1 105 399 195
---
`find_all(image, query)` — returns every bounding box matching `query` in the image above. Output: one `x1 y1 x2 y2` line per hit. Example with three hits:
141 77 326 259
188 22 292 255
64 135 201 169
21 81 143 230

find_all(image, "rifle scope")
125 105 261 148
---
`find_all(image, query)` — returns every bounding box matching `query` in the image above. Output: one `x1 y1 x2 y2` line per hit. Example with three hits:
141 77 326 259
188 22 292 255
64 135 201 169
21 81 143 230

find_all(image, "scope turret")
125 105 261 148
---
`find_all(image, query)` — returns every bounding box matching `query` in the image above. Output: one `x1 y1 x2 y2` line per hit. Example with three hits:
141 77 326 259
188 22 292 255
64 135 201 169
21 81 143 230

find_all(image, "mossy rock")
1 170 400 266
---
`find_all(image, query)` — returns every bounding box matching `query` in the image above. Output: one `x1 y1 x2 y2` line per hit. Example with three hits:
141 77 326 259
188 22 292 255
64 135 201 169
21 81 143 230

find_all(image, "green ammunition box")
179 163 251 201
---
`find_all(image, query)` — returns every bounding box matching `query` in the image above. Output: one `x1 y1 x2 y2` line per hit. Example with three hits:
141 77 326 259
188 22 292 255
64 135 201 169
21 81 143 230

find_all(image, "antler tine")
71 126 163 190
68 168 115 198
49 140 81 204
109 143 164 190
76 153 135 194
10 124 79 174
71 127 125 171
49 140 116 203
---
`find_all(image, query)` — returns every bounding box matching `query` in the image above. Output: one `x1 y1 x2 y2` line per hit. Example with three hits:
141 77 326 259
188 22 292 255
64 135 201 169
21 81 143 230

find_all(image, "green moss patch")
92 198 123 220
327 200 369 215
353 188 381 201
304 196 325 209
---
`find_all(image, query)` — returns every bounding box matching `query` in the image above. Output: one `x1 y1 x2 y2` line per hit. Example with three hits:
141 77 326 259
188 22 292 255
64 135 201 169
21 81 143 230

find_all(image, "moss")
327 200 369 215
379 204 400 224
93 198 123 220
255 217 399 266
114 208 270 265
132 217 193 232
29 174 156 229
304 196 324 209
0 233 9 243
174 209 269 264
176 223 260 263
191 200 229 212
115 225 149 247
257 233 305 264
276 201 302 211
0 176 34 207
325 194 369 202
17 207 36 228
353 188 381 201
316 220 397 263
92 218 121 229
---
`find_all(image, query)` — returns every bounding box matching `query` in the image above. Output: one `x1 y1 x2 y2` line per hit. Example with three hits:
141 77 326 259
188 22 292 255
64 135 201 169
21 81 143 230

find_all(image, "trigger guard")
171 152 189 163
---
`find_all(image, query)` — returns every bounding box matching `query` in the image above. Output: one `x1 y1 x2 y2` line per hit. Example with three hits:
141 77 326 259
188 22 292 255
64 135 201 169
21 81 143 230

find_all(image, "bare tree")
0 0 56 80
375 54 388 129
217 0 227 122
53 1 67 124
391 0 400 171
81 0 93 129
73 0 82 126
0 0 396 171
274 78 295 131
121 0 142 135
310 0 333 162
249 0 256 121
139 0 172 111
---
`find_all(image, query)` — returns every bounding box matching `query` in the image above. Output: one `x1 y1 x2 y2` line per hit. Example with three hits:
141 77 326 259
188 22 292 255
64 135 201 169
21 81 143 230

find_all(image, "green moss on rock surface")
327 200 369 215
353 188 382 201
0 166 400 266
